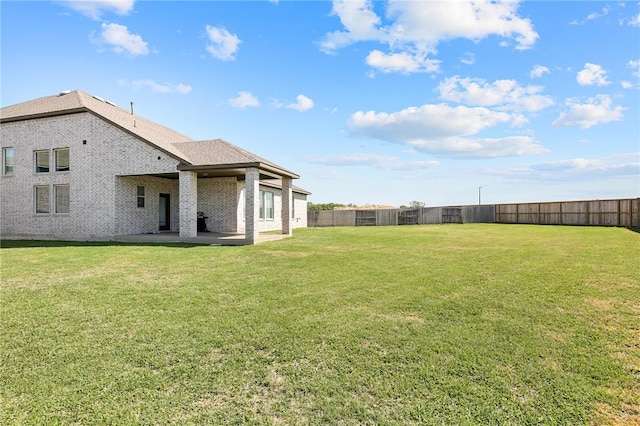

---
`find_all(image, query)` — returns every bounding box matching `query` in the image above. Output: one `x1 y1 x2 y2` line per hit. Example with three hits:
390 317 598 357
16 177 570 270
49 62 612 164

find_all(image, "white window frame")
54 148 70 172
34 185 50 214
34 150 50 174
54 184 70 214
137 185 146 208
259 190 274 220
3 147 14 175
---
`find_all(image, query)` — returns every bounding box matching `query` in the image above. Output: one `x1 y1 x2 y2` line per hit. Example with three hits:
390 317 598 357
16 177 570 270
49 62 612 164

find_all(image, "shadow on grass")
0 240 216 250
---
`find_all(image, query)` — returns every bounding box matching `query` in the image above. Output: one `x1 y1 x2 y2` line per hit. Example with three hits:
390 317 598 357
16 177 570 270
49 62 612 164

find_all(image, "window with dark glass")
3 147 13 174
137 186 145 208
35 150 49 173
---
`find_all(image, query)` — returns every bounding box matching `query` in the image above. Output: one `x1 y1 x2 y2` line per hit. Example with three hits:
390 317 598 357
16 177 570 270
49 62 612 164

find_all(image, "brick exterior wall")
1 111 308 238
1 113 181 238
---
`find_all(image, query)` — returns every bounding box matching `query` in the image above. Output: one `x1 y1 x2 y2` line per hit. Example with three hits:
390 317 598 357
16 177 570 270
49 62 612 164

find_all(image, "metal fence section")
307 198 639 228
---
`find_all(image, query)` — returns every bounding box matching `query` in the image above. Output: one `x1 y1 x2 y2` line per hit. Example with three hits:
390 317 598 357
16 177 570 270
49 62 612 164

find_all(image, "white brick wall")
1 113 181 237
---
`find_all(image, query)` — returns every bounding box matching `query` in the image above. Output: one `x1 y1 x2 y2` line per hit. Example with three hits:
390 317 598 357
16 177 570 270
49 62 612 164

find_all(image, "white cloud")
98 22 148 56
460 52 475 65
499 153 640 180
621 81 633 89
629 59 640 77
228 91 259 108
128 79 191 94
205 25 241 61
530 65 550 78
552 95 625 129
347 103 547 158
278 94 314 112
576 63 610 86
628 13 640 26
305 153 439 170
586 5 612 20
320 0 538 74
365 50 440 74
437 76 554 112
59 0 135 20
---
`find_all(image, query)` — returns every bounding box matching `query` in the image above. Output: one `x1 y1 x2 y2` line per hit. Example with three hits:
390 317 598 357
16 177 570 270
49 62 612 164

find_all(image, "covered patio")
113 231 291 246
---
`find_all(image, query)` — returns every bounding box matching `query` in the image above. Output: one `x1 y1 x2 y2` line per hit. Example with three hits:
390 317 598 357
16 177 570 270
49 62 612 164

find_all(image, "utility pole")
478 185 487 205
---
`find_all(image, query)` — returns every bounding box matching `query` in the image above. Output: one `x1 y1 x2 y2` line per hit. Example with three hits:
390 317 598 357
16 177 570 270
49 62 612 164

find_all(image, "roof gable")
1 90 194 161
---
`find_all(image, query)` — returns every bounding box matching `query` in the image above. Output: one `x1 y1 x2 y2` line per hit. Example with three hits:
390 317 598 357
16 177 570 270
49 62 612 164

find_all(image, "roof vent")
105 100 117 107
58 90 71 96
92 95 105 102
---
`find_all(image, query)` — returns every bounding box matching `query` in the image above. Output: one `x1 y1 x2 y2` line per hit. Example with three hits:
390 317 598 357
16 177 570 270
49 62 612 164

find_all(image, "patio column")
245 167 260 244
179 170 198 238
281 176 293 235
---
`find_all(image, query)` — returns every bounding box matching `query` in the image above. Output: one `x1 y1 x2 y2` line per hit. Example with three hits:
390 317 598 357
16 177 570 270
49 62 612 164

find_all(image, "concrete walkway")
2 232 291 246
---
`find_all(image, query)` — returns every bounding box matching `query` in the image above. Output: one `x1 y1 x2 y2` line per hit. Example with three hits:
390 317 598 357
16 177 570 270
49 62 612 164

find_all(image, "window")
35 150 49 173
55 184 70 214
54 148 69 172
137 186 145 208
35 185 50 214
259 190 274 220
3 147 13 174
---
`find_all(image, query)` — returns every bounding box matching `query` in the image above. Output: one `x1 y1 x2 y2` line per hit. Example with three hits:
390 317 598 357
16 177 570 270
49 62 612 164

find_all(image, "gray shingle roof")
1 90 299 178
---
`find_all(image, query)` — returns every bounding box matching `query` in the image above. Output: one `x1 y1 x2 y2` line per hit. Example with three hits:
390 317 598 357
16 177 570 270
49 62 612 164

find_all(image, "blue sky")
2 0 639 206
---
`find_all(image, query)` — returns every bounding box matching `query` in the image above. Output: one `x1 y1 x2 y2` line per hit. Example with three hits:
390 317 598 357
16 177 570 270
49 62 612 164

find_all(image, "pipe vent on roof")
58 90 71 96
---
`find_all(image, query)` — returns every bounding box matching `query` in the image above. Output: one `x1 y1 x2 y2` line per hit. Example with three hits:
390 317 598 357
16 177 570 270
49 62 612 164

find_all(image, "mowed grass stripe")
1 225 638 424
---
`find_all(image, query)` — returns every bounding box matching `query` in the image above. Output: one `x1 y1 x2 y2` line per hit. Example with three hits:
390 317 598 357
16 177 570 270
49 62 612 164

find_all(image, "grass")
1 224 639 425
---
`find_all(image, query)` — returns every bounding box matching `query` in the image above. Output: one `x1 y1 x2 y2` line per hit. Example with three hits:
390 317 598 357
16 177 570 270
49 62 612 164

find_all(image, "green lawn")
1 225 639 425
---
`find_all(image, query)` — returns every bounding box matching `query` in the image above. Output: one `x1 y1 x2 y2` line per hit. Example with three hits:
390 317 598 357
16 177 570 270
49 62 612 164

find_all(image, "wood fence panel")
334 210 356 227
461 205 495 223
398 209 419 225
376 209 399 226
539 202 561 225
355 210 376 226
312 210 335 227
420 207 442 224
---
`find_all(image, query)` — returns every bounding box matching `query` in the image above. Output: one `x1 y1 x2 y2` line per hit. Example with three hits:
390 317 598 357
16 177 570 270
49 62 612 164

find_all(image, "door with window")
159 194 170 230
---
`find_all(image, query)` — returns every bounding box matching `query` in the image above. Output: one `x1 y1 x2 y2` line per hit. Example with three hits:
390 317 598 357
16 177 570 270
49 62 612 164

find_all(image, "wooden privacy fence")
495 198 640 227
308 205 495 227
308 198 639 228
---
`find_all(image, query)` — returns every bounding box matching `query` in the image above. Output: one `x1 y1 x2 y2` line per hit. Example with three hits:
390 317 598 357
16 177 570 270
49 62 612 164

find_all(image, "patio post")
281 176 292 235
179 170 198 238
245 167 260 244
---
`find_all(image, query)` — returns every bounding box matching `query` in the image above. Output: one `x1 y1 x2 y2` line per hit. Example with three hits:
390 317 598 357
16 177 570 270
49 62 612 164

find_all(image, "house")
0 90 309 243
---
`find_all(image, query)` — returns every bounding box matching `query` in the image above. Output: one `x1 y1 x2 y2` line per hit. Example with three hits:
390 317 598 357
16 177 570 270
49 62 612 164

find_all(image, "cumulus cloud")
59 0 135 20
627 13 640 26
530 65 550 78
347 103 547 158
460 52 475 65
228 91 259 108
276 94 314 112
98 22 149 56
552 95 625 129
366 50 440 74
437 76 554 112
576 63 610 86
205 25 241 61
127 79 191 94
320 0 538 74
305 153 439 171
586 5 612 20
